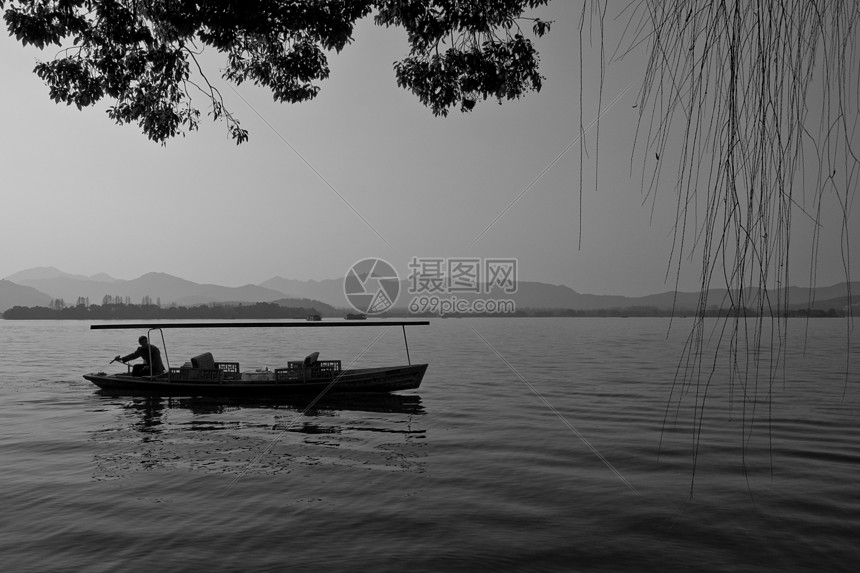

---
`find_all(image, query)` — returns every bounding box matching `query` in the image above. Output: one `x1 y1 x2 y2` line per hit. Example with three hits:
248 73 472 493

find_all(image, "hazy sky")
1 2 856 296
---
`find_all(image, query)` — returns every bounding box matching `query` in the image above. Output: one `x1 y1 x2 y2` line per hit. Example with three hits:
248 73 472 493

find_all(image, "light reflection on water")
0 317 857 571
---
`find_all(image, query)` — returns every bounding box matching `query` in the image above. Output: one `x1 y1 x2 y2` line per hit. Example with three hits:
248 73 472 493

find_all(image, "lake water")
1 317 857 572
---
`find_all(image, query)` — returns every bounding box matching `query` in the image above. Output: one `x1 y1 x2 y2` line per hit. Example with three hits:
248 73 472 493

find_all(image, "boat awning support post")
402 324 411 365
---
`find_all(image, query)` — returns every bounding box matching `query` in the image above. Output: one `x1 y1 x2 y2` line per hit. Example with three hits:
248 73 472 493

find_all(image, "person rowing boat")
114 335 165 377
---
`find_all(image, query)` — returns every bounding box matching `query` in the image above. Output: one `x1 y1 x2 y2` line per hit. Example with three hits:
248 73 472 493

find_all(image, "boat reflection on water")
100 391 425 419
91 391 426 480
119 395 166 435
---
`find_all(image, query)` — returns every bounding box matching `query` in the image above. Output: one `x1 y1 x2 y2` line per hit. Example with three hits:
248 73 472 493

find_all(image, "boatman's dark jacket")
122 345 165 373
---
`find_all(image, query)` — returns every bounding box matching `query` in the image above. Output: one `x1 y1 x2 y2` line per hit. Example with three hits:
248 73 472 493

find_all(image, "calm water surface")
1 317 858 572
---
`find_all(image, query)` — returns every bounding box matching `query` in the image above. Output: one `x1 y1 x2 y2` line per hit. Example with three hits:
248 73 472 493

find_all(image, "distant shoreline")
1 302 320 321
2 303 849 320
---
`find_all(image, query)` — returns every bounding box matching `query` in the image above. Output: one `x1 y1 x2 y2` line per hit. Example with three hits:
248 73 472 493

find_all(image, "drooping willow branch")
587 0 857 490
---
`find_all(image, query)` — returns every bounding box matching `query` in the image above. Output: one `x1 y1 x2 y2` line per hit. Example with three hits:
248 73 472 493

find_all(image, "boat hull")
84 364 427 397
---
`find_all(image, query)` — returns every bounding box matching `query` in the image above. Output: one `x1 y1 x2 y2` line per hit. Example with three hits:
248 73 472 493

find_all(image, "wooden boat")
83 321 428 397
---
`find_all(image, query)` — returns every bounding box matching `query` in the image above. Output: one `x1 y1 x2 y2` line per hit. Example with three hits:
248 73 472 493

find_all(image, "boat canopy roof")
91 321 430 330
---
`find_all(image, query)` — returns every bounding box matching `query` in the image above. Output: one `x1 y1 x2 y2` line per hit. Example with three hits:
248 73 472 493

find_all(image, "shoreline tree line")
3 302 848 320
3 301 323 320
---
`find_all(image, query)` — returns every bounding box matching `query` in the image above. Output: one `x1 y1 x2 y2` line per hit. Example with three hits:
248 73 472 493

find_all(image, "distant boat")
306 314 322 321
82 321 429 397
345 313 367 320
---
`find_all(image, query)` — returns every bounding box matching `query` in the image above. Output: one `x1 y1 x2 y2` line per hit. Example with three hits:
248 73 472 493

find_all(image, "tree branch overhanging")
3 0 552 143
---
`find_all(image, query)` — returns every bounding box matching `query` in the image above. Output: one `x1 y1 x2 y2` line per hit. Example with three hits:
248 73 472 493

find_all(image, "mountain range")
1 266 856 314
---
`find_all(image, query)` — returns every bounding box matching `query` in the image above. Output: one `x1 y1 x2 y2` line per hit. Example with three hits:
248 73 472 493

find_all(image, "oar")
110 356 133 373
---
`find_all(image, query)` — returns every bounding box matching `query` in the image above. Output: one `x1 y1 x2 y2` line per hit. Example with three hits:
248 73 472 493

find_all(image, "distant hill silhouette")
260 274 857 313
260 276 349 308
0 280 52 312
2 266 855 316
13 271 290 307
4 266 117 283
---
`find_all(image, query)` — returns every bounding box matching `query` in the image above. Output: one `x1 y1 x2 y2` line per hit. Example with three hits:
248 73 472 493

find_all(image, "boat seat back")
191 352 217 370
303 352 320 367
